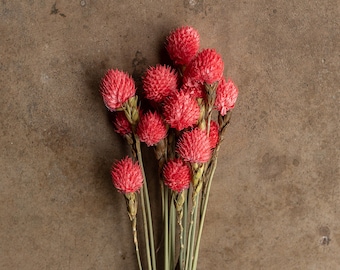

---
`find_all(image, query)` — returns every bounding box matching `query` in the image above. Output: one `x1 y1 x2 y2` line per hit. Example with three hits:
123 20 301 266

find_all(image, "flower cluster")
98 25 239 270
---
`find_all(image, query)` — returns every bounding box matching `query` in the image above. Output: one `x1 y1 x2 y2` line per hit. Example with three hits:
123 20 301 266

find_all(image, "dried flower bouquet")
99 26 238 270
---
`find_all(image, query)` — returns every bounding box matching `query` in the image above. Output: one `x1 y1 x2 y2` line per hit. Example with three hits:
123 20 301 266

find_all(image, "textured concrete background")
1 0 339 269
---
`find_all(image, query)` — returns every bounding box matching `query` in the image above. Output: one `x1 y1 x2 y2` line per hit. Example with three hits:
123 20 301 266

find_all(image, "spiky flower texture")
166 26 200 66
209 120 220 149
111 157 143 194
215 78 239 116
113 111 132 135
100 69 136 111
137 111 167 146
163 159 191 193
184 48 224 85
177 128 212 164
142 65 178 102
163 91 200 131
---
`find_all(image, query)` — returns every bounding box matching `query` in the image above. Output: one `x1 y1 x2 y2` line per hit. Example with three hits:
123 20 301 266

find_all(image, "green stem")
164 187 169 270
135 137 157 270
185 191 200 270
132 217 143 270
192 158 217 269
170 193 176 269
140 186 152 270
179 190 188 270
192 112 232 269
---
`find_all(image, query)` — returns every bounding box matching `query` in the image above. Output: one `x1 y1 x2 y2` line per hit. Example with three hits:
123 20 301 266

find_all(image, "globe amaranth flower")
177 128 212 163
184 48 224 85
111 156 143 194
100 69 136 111
209 120 219 149
215 78 238 116
137 111 167 146
180 83 205 100
142 65 178 102
163 91 200 131
113 111 132 135
163 159 191 193
166 26 200 66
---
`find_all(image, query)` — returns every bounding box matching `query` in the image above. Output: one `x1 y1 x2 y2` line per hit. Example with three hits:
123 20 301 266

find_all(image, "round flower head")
163 91 200 131
100 69 136 111
215 78 238 116
163 159 191 193
142 65 178 102
209 120 219 149
184 49 224 85
177 128 212 163
166 26 200 66
113 111 132 135
111 156 143 193
137 111 167 146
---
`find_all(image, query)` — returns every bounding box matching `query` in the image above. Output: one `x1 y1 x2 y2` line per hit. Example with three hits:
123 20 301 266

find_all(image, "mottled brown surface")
1 1 339 269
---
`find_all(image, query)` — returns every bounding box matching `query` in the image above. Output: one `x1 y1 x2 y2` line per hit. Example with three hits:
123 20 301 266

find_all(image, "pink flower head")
209 120 219 149
142 65 178 102
100 69 136 111
184 49 224 85
180 83 205 100
166 26 200 66
163 159 191 193
177 128 212 163
113 111 132 135
137 111 167 146
163 91 200 131
215 78 238 116
111 156 143 194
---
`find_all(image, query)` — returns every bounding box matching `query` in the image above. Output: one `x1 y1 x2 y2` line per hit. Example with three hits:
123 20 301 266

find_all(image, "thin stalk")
170 193 176 269
192 111 232 269
164 187 170 270
178 190 188 270
135 136 157 270
131 217 143 270
140 186 152 270
192 158 217 269
184 191 200 270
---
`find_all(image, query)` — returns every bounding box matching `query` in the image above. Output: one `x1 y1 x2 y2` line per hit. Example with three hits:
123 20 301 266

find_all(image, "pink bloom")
100 69 136 111
184 49 224 85
215 78 238 116
209 121 219 149
142 65 178 102
180 83 205 100
166 26 200 66
177 128 212 163
137 111 167 146
113 111 132 135
163 91 200 131
163 159 191 192
111 156 143 193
